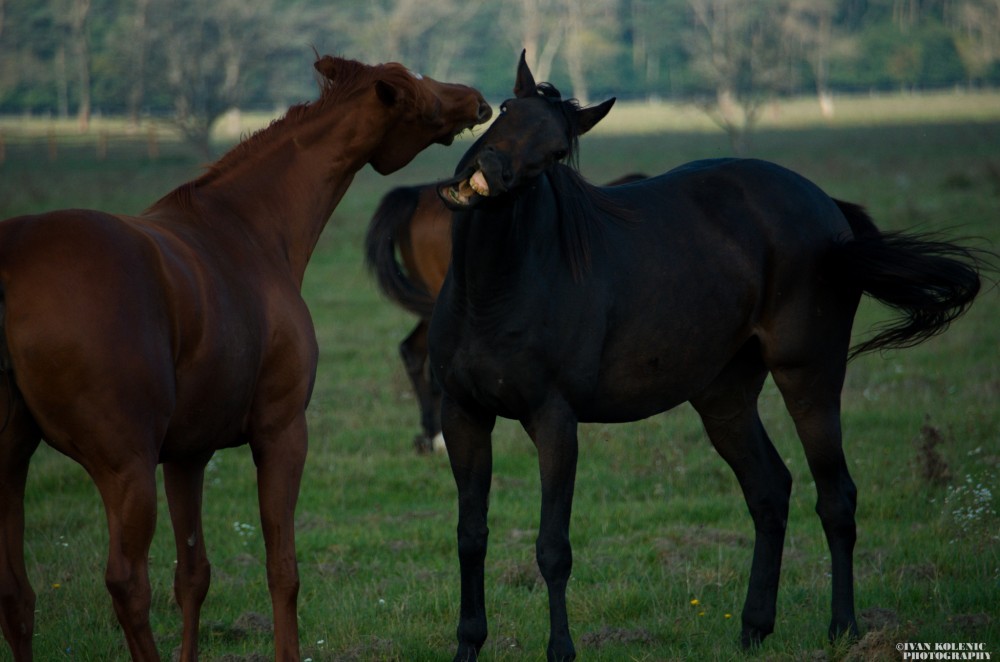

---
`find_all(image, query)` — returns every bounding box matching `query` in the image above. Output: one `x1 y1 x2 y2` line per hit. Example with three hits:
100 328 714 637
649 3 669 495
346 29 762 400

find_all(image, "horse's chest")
446 328 550 416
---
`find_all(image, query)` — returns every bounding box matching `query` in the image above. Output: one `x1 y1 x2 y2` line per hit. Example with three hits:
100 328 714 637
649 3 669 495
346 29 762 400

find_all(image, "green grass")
1 92 998 661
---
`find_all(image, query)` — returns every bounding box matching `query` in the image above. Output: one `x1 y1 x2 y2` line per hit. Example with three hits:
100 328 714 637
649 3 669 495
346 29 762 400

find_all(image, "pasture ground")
0 92 998 661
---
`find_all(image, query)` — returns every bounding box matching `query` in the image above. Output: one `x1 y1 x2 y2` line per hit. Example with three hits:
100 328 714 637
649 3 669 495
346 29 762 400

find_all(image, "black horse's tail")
834 199 990 359
364 185 436 318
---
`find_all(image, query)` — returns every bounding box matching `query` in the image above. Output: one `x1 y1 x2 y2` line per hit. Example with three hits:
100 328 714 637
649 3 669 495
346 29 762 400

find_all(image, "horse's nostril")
477 101 493 122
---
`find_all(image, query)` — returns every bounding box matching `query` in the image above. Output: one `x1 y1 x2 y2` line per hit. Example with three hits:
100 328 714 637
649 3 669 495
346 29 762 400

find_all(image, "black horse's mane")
537 164 631 281
532 82 635 281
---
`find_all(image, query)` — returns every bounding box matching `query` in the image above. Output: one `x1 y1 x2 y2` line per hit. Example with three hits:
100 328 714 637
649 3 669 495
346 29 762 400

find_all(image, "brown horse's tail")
364 185 436 318
834 199 992 359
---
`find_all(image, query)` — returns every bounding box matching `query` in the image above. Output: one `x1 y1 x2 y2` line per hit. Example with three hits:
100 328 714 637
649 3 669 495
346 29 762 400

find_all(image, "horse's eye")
553 149 568 160
499 103 508 114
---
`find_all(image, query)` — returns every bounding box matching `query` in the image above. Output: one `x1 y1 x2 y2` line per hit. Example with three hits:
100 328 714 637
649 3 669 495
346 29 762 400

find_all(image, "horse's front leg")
163 458 212 662
251 413 307 662
523 398 579 662
441 393 495 662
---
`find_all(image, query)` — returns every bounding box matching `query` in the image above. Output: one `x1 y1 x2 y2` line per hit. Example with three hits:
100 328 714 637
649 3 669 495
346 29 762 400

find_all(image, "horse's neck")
452 180 559 309
187 104 386 284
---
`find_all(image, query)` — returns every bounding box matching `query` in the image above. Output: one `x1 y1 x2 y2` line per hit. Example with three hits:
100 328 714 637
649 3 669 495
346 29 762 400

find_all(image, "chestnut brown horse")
365 173 645 452
429 52 989 661
0 56 489 662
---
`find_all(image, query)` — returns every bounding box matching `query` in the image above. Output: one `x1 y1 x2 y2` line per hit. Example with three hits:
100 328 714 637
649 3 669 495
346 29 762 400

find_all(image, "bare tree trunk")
563 0 588 104
514 0 563 83
128 0 150 128
71 0 92 132
519 0 543 70
55 45 69 119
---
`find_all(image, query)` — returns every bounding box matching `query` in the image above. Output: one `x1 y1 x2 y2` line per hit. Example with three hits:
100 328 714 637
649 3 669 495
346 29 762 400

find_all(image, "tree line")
2 0 998 155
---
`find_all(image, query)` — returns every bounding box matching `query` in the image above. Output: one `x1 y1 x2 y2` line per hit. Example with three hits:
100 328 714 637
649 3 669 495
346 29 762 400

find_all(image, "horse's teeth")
469 170 489 196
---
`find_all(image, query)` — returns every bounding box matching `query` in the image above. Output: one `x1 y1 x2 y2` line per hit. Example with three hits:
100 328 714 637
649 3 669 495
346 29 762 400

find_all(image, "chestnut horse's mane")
194 58 423 186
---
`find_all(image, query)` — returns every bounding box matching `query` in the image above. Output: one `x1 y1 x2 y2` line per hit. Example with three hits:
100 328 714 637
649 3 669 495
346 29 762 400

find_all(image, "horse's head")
314 56 492 175
440 50 615 209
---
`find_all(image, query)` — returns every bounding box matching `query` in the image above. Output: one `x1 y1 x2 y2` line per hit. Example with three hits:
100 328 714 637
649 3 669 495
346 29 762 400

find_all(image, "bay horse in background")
365 173 645 452
0 55 489 662
430 51 990 661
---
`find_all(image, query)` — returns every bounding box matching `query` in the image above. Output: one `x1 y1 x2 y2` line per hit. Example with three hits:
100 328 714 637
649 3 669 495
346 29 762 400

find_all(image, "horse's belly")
579 328 748 423
163 405 251 456
580 370 704 423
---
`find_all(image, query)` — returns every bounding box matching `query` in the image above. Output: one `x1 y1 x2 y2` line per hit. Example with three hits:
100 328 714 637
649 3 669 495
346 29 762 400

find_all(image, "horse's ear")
375 79 399 107
513 49 537 98
314 55 338 80
577 97 616 136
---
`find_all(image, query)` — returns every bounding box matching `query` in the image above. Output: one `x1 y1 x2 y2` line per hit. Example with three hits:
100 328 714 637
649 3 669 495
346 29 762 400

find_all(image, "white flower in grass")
232 521 256 545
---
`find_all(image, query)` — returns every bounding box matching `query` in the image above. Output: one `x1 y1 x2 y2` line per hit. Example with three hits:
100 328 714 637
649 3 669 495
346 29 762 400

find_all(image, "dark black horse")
428 52 988 662
364 173 646 453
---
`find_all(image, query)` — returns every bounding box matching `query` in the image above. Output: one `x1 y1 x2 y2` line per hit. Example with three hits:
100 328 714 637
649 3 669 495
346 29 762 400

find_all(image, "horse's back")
577 159 859 418
598 158 854 305
627 158 848 235
0 209 169 314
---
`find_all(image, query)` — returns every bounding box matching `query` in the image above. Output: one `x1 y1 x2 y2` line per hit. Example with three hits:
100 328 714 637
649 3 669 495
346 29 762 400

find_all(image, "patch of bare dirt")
579 625 655 649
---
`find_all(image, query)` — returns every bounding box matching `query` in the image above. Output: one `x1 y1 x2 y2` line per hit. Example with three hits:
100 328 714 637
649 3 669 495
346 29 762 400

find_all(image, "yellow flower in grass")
690 598 699 606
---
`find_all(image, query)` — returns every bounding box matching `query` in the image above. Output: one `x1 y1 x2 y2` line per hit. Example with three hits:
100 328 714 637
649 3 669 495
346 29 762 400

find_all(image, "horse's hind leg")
164 459 212 662
0 381 41 661
771 359 859 642
251 414 308 661
690 343 792 648
89 452 161 661
400 319 442 452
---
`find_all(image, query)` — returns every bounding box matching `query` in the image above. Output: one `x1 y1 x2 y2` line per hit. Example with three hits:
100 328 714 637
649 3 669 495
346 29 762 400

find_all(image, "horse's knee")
105 560 147 600
265 560 300 601
105 568 152 634
457 522 488 566
174 557 211 607
535 535 572 585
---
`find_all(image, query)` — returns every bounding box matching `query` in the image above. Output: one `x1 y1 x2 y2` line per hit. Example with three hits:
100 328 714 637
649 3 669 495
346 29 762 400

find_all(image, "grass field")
0 92 998 661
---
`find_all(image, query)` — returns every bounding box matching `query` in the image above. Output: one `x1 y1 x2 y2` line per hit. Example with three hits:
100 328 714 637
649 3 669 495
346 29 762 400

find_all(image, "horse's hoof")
547 636 576 662
453 644 479 662
828 619 860 644
412 434 433 454
740 627 769 650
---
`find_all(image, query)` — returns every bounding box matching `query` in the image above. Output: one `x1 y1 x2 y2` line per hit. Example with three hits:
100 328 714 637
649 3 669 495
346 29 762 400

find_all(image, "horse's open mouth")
443 170 491 207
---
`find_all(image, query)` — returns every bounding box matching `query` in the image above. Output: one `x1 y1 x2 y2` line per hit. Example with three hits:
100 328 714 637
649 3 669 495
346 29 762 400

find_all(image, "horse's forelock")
532 83 585 164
